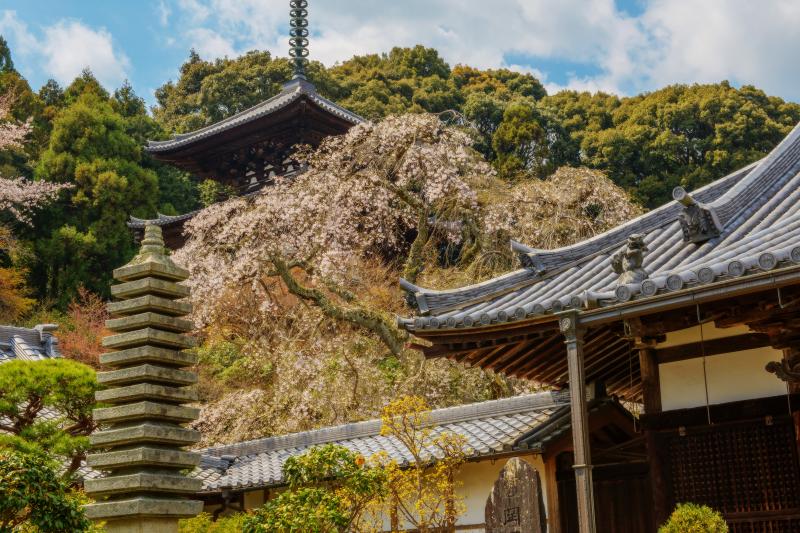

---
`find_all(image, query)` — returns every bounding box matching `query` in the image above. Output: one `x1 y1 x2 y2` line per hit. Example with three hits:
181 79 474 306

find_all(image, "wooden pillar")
637 341 667 528
558 311 596 533
544 455 562 533
638 344 661 414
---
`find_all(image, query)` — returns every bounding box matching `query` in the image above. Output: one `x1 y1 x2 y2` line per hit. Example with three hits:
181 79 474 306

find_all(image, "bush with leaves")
0 448 91 531
659 503 728 533
0 358 98 475
243 444 385 533
179 512 248 533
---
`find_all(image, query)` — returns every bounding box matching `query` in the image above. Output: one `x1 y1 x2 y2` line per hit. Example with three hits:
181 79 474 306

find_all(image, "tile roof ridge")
201 390 568 458
146 80 362 153
401 160 756 317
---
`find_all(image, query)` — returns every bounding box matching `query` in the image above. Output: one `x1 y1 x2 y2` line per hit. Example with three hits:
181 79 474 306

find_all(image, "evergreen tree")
33 73 158 303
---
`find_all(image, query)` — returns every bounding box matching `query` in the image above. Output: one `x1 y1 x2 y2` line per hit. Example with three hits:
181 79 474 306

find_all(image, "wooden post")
544 456 562 533
558 311 596 533
637 340 666 528
638 344 661 414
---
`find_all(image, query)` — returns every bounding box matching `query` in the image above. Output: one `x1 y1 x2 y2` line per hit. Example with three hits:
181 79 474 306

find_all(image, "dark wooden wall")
644 396 800 533
558 460 653 533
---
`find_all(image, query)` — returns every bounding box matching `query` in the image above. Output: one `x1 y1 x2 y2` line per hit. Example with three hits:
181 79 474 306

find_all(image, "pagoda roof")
146 78 363 156
401 121 800 333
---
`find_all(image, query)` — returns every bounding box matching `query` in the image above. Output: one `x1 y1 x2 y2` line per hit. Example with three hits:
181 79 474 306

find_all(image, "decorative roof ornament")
673 186 722 244
611 233 648 284
766 356 800 384
289 0 310 80
510 240 547 275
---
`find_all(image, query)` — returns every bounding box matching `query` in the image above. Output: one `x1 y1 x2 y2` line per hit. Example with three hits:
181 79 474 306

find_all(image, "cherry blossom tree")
178 113 490 349
0 92 69 225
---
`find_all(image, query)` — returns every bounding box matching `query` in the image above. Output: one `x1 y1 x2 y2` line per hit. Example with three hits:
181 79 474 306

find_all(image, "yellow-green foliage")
179 512 248 533
659 503 728 533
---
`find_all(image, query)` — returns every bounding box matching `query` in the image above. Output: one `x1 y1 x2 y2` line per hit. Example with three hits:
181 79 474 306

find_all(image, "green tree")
0 448 91 532
154 49 340 134
243 444 386 533
492 98 575 179
33 75 158 303
0 36 14 74
578 82 800 206
0 359 98 476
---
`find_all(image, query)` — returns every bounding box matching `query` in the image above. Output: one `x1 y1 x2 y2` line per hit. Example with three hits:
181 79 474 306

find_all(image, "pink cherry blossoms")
178 113 490 325
0 92 69 225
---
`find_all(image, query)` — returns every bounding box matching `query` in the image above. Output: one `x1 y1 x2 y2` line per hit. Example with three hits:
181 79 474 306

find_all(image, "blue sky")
2 0 800 109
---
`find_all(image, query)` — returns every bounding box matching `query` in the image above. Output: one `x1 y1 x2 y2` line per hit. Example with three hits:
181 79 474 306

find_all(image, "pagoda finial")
289 0 309 80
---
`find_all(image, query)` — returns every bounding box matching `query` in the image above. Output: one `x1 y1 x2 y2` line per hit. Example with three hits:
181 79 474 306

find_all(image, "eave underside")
414 279 800 402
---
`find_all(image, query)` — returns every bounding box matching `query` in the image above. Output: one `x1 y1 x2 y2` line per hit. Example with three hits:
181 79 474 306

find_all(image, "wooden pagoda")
132 1 362 249
400 123 800 532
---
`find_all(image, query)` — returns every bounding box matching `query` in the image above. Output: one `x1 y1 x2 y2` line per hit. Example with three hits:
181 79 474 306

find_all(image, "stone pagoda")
84 224 202 532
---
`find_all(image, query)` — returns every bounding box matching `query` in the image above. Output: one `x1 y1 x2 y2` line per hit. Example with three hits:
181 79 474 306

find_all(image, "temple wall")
658 324 786 411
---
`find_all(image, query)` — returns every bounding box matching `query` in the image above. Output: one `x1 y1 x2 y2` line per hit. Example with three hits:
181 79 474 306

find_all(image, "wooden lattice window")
666 417 800 532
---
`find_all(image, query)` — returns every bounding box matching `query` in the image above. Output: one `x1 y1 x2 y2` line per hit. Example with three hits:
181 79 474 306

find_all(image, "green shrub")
659 503 728 533
0 448 91 531
179 512 248 532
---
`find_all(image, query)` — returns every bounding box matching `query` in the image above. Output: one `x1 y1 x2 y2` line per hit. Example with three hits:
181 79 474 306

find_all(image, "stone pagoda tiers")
84 224 202 532
131 1 362 249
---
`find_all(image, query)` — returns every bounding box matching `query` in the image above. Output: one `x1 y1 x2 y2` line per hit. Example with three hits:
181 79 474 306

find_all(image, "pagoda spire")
289 0 309 79
84 224 202 532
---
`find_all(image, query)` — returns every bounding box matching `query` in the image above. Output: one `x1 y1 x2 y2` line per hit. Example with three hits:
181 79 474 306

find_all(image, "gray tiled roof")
0 324 61 363
145 78 363 154
128 211 199 229
193 390 572 492
401 121 800 330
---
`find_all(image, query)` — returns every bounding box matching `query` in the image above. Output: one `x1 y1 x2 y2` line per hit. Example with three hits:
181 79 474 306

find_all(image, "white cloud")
40 20 130 89
166 0 800 100
0 11 130 90
185 28 236 59
0 11 38 56
157 0 171 27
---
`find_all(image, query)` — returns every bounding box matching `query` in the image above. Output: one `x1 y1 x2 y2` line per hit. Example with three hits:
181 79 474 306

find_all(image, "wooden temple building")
399 122 800 532
131 2 362 249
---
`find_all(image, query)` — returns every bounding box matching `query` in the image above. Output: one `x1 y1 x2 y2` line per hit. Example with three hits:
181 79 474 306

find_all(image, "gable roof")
146 78 363 155
0 324 61 363
401 121 800 332
192 390 581 493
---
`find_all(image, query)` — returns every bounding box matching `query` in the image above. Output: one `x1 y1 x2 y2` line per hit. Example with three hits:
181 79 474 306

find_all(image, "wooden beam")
655 333 771 364
639 346 661 414
544 456 562 533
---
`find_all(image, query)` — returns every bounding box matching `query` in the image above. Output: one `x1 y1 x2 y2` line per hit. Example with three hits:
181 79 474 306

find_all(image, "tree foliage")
552 83 800 206
0 448 91 532
242 396 466 533
244 444 386 533
659 503 729 533
0 359 98 475
33 73 159 303
376 395 467 532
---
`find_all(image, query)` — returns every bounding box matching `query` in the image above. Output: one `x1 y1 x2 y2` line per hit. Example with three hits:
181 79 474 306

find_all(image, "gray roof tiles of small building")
145 78 364 154
401 121 800 331
193 390 573 492
128 211 200 229
0 324 61 363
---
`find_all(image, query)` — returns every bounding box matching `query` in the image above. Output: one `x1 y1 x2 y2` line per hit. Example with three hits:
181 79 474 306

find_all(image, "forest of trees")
3 35 800 447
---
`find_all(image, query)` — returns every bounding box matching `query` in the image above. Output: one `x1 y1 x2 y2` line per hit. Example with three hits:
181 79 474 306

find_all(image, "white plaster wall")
658 325 787 411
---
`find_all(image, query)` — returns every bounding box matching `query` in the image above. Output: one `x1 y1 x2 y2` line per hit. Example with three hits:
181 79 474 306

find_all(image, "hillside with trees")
2 38 800 445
